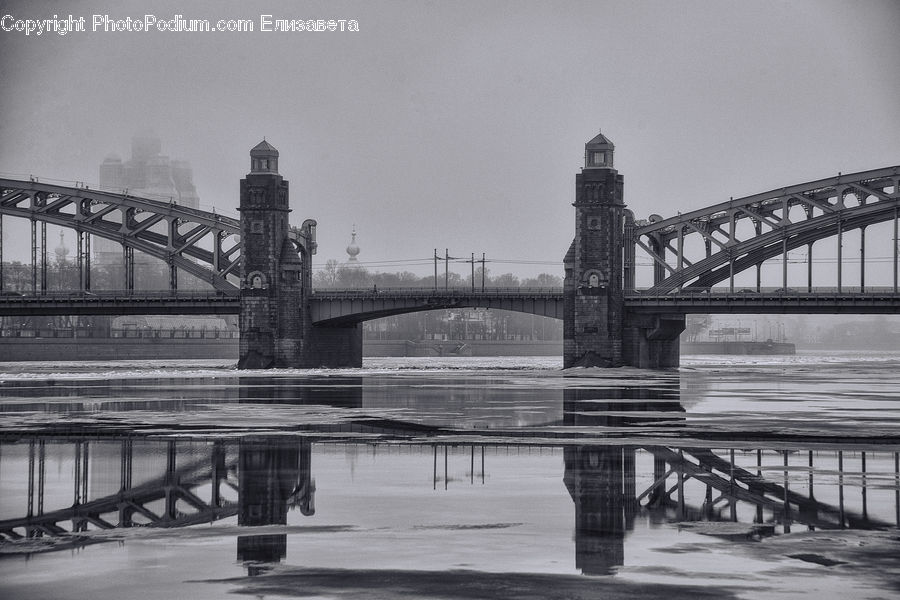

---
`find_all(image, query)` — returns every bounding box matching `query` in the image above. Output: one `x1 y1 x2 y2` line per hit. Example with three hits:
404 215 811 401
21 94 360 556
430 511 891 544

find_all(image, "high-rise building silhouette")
96 132 200 265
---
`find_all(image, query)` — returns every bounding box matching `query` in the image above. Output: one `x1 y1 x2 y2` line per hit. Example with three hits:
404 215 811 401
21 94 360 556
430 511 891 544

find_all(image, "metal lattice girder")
0 450 239 537
631 167 900 292
0 179 242 292
642 446 887 530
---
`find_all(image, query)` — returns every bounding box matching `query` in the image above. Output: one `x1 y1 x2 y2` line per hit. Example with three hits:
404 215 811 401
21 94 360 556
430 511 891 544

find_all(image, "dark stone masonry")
238 141 313 368
564 133 683 368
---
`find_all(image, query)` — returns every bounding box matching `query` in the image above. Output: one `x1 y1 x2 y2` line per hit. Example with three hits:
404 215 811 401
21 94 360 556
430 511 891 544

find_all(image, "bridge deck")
0 291 239 316
625 289 900 314
0 287 897 318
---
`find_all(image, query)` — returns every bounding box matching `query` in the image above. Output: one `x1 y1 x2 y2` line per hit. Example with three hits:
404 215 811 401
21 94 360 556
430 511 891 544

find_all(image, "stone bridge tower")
564 132 626 367
564 133 684 369
238 141 305 368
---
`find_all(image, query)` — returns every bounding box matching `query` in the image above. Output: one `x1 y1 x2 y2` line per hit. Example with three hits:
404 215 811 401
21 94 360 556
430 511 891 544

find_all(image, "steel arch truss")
0 179 242 292
631 167 900 293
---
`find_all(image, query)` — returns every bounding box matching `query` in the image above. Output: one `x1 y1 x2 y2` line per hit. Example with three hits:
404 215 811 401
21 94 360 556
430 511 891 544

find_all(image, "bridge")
0 287 565 320
2 287 897 318
1 133 898 367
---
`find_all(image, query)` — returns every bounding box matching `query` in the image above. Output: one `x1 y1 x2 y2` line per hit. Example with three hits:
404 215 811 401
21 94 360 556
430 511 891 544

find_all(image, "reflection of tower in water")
234 376 359 572
564 446 635 575
562 378 684 575
237 439 314 569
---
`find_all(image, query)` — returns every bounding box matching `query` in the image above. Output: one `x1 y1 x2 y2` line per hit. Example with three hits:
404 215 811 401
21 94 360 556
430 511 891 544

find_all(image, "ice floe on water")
1 352 896 383
0 356 566 383
0 352 897 443
681 349 900 368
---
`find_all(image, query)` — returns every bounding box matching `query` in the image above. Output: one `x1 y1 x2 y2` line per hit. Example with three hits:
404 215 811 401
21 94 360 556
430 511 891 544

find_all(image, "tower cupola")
54 231 69 263
250 139 279 174
584 131 614 169
345 226 360 262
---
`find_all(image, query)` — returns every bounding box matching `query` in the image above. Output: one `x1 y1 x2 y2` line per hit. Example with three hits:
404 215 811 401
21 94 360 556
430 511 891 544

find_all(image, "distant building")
54 231 69 264
96 131 200 265
345 226 360 264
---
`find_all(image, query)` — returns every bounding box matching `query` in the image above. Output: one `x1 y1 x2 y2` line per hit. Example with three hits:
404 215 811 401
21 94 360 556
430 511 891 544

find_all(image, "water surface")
1 353 898 599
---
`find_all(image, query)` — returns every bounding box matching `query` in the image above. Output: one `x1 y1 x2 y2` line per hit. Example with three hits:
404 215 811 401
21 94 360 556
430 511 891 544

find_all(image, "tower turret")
250 140 279 174
584 131 614 169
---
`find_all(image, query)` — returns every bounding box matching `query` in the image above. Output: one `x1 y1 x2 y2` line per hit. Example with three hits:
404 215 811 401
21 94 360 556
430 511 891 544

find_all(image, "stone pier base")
622 313 685 369
306 324 363 368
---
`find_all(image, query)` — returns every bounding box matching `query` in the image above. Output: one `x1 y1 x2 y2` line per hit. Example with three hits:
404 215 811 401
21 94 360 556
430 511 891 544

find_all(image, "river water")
0 352 898 600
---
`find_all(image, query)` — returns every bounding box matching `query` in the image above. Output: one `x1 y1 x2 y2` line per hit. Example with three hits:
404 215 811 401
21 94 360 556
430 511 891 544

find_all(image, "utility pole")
480 253 486 291
434 249 439 290
462 253 486 292
442 250 462 289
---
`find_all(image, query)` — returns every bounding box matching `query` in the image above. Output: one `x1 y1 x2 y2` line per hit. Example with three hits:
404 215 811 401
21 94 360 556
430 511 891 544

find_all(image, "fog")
688 313 899 349
1 0 899 280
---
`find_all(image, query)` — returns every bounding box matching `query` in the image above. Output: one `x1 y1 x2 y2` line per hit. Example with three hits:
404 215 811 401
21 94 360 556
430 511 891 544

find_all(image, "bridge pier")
564 132 683 370
238 141 307 369
564 132 630 369
308 324 363 368
622 313 685 369
238 141 362 370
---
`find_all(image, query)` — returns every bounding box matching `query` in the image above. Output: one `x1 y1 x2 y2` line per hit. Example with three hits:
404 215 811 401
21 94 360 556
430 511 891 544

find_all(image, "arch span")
309 288 564 326
0 179 316 293
630 166 900 292
0 178 242 292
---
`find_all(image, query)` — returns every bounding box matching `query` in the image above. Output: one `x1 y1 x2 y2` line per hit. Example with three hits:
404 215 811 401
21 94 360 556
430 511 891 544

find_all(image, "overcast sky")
1 0 899 280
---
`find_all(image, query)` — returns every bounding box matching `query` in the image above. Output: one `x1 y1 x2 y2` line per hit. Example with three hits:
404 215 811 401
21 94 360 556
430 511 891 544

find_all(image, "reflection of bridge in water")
0 439 311 544
560 387 900 574
563 443 900 575
2 394 898 575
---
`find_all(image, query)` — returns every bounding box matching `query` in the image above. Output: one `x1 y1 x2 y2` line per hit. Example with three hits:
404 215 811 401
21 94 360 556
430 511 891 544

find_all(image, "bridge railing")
627 286 899 297
0 290 237 301
3 286 893 300
311 286 564 298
